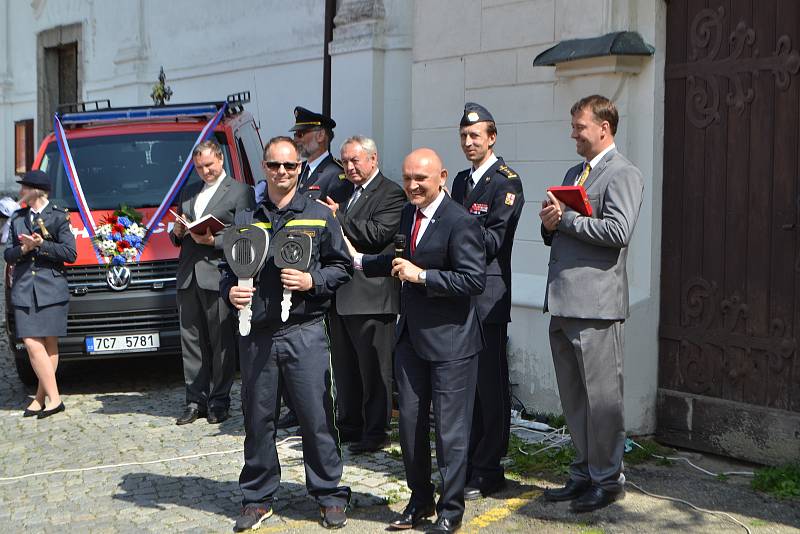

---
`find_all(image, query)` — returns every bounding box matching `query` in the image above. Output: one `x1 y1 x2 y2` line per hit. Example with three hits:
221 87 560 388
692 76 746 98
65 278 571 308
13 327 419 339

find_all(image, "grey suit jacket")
542 148 644 320
170 174 255 291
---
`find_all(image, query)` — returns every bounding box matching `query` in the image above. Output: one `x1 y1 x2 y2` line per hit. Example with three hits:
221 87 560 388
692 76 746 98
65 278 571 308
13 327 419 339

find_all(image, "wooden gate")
658 0 800 465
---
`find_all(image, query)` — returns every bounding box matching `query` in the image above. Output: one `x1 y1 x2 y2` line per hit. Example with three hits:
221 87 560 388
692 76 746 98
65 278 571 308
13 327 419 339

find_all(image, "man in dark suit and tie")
539 95 644 512
320 135 406 452
451 103 524 500
170 140 255 425
347 148 486 533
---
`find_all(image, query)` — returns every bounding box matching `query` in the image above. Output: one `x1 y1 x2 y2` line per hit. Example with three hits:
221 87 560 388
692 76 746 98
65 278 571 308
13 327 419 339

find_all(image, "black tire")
14 355 37 386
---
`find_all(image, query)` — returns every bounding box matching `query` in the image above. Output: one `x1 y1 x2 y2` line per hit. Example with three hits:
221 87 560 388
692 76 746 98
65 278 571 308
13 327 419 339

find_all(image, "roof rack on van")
226 91 250 115
57 99 112 114
56 91 252 128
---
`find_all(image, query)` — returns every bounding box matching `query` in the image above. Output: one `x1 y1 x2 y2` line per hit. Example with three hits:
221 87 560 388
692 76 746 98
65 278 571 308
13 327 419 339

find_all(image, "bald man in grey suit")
539 95 644 513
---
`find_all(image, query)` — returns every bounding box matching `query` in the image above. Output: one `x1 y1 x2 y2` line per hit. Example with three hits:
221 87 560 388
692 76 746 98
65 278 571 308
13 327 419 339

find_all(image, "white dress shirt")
193 171 227 218
468 153 498 188
352 188 446 270
574 143 616 185
306 151 330 176
29 199 50 220
346 168 380 210
412 189 446 248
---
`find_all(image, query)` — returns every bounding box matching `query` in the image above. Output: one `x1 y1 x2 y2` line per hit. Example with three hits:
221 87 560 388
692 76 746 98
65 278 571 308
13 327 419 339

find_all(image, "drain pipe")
322 0 335 116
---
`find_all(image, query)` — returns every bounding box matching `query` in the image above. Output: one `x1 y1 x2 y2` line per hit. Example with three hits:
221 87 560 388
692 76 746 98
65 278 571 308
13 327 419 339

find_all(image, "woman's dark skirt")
13 299 68 338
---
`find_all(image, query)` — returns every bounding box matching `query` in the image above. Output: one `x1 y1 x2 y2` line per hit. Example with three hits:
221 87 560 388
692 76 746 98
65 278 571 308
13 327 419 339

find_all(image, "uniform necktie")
575 162 591 186
410 208 425 255
464 172 475 202
299 164 310 188
346 186 363 210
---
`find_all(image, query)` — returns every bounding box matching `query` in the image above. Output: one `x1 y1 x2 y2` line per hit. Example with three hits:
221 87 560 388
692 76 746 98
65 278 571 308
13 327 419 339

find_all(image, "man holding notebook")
539 95 644 513
170 139 255 426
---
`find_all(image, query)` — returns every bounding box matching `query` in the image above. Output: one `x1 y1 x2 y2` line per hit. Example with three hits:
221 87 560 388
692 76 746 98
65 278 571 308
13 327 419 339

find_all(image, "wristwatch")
418 270 427 285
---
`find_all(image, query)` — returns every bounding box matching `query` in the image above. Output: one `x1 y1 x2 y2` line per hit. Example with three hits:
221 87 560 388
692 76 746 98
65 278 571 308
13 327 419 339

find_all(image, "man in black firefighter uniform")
224 136 352 531
255 106 353 430
451 103 525 500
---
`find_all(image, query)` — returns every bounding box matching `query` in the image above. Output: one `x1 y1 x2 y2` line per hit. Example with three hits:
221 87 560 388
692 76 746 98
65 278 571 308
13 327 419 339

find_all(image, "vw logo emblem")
106 265 132 291
280 241 303 265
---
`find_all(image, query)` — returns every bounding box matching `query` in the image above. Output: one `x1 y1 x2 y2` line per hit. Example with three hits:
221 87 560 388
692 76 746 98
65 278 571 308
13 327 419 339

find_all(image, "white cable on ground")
0 436 302 484
629 440 754 477
510 432 755 533
627 481 752 534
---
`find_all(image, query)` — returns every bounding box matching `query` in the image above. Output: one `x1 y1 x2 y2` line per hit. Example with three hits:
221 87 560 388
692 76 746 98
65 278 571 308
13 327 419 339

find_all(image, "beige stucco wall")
411 0 666 433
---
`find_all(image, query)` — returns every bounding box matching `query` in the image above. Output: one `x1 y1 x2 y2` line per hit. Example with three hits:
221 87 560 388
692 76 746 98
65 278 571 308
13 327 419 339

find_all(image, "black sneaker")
234 504 273 531
320 505 347 529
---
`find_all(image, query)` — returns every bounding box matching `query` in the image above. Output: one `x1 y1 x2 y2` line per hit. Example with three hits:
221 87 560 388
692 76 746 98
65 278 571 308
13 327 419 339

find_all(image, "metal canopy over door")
658 0 800 465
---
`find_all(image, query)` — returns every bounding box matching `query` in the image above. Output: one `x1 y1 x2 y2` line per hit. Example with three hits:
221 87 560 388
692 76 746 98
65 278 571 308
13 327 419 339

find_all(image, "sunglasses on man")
264 161 301 171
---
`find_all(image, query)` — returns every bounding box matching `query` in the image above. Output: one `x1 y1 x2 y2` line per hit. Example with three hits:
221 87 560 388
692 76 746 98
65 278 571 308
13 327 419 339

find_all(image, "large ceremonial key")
222 224 270 336
271 230 312 322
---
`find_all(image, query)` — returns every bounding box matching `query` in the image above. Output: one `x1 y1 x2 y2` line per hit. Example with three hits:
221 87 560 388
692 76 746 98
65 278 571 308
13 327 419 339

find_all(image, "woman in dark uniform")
4 170 77 418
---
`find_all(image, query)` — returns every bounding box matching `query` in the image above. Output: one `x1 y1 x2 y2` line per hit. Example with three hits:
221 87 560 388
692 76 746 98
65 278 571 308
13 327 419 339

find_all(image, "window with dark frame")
14 119 34 175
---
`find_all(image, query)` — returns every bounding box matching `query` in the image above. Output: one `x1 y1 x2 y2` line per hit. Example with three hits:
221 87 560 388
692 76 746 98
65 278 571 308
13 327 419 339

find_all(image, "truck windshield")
39 131 232 210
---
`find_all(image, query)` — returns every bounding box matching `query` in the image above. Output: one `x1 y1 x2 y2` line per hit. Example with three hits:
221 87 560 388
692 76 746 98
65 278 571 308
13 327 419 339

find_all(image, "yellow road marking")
463 489 541 532
254 519 308 532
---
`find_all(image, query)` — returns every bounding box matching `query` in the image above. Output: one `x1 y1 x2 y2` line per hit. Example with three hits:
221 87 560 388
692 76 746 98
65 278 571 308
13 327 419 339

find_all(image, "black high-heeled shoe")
37 402 65 419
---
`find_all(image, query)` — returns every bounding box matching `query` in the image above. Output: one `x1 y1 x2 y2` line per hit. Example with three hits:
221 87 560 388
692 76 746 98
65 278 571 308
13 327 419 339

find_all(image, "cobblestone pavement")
1 266 799 532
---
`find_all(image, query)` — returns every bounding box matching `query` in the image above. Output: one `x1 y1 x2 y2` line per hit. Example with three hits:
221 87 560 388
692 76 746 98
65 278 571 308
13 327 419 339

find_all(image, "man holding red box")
539 95 644 513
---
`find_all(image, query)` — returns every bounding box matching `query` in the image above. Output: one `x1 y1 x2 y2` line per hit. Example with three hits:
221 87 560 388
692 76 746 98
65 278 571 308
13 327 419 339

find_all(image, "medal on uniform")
222 224 270 336
35 217 52 240
272 230 312 323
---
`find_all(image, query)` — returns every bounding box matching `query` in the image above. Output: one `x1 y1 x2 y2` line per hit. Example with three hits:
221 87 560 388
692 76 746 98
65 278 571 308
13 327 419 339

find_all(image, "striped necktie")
575 163 591 186
346 186 362 210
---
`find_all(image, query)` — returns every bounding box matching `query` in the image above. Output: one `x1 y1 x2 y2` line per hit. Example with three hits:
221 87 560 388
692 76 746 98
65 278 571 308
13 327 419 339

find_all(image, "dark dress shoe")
543 478 591 502
176 407 206 426
464 477 505 500
338 429 362 444
37 402 65 419
276 411 299 429
426 516 461 533
570 485 625 513
23 404 43 417
207 408 230 424
348 437 389 454
389 501 435 530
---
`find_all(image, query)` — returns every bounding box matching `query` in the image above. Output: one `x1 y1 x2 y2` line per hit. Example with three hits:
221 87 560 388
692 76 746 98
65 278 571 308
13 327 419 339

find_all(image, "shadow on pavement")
516 463 800 531
114 471 393 529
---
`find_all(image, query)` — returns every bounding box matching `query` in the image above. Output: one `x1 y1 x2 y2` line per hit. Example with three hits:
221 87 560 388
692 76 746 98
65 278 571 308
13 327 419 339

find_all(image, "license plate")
85 332 160 354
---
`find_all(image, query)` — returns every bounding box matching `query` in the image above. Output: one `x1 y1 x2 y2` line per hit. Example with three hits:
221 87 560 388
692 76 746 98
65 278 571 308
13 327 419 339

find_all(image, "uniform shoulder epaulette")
332 157 344 169
51 204 71 220
497 165 518 179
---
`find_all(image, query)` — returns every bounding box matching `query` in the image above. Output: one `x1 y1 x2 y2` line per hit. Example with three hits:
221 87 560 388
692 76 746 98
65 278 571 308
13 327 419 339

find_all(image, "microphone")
394 234 406 258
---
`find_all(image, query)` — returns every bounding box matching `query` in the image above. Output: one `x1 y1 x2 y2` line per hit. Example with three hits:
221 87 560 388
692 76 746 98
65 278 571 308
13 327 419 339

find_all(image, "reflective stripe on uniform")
251 219 326 230
285 219 327 228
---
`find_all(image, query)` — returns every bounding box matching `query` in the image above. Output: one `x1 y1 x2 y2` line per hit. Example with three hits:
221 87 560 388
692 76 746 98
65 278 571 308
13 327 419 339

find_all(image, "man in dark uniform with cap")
451 103 525 500
224 136 352 531
291 106 353 204
255 107 352 207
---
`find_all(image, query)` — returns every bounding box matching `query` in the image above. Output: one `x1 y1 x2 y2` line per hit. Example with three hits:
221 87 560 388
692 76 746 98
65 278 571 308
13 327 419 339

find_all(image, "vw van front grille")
65 260 178 292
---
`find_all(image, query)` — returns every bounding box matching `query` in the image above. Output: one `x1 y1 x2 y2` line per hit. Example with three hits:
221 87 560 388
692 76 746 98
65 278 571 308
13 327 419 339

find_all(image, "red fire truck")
5 93 263 384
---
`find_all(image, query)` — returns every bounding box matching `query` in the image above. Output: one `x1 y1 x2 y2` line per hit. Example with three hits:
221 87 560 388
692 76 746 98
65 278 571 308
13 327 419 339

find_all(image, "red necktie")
410 208 425 255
